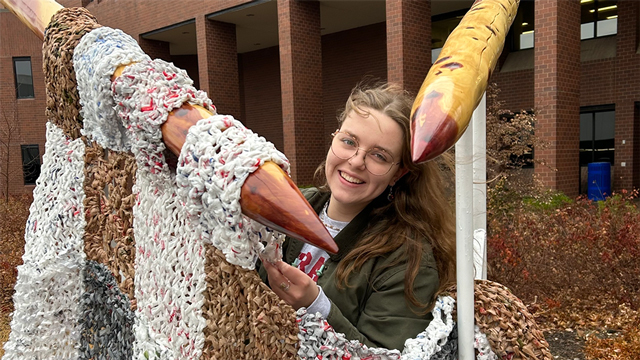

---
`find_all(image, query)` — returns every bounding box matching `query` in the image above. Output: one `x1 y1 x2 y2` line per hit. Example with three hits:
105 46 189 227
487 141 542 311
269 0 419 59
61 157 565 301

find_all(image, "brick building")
1 0 638 197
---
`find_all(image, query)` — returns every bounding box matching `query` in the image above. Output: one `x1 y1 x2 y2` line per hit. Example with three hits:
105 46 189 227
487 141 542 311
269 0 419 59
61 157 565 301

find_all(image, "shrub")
522 191 573 211
487 190 640 329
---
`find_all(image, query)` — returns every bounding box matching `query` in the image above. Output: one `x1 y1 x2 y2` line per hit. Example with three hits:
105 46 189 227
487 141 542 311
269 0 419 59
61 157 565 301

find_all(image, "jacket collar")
303 189 388 261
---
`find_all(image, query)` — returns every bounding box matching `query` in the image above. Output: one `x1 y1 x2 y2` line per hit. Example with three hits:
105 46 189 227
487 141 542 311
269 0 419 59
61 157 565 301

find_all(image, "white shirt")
298 201 348 317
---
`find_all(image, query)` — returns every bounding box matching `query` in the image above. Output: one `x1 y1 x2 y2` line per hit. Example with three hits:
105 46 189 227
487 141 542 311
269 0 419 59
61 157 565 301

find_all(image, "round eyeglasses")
330 130 401 176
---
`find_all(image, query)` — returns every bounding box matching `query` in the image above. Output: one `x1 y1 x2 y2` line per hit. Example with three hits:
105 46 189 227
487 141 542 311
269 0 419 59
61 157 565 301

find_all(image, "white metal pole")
456 113 475 360
473 93 487 280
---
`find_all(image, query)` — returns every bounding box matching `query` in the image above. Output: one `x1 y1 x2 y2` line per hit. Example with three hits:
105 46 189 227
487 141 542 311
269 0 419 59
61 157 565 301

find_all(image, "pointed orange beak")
410 94 459 164
240 162 338 254
163 105 339 254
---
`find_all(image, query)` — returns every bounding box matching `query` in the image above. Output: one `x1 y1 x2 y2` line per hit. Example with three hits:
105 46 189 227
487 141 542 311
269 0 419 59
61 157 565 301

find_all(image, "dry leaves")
488 188 640 359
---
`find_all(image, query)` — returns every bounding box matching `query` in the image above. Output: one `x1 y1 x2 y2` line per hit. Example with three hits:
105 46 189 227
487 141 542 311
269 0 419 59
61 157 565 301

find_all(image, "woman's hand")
261 259 319 310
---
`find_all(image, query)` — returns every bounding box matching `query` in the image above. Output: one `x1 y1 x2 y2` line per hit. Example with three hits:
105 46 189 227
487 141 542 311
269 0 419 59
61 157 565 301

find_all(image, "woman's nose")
348 148 367 168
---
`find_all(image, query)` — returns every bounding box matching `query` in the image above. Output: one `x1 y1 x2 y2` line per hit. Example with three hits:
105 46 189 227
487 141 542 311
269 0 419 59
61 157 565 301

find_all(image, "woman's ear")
390 167 409 186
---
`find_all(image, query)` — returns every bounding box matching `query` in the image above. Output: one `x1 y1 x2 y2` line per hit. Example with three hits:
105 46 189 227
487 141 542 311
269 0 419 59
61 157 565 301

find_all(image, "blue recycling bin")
587 162 611 201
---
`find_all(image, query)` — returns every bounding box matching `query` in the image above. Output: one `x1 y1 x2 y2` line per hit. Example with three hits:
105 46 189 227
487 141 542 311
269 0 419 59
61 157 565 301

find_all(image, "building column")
614 1 640 190
277 0 323 184
386 0 431 95
196 15 241 117
534 0 581 196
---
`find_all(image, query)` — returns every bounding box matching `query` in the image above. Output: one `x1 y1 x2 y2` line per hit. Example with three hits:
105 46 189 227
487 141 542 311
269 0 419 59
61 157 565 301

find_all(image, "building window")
21 144 41 185
581 0 617 40
510 0 535 50
580 106 615 166
13 57 34 99
431 9 466 60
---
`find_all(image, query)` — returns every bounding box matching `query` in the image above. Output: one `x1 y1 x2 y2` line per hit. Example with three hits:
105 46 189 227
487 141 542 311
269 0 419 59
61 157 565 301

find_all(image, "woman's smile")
338 170 364 185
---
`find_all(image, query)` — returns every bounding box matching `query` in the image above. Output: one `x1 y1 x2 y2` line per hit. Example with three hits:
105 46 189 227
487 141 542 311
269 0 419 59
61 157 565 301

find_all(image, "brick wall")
321 23 388 151
171 55 199 90
492 69 534 112
0 12 47 195
239 46 284 152
580 58 616 106
534 0 581 197
4 0 640 195
137 38 170 61
634 103 640 187
386 0 431 96
237 22 388 159
238 23 388 158
277 0 323 184
81 0 252 41
196 17 241 118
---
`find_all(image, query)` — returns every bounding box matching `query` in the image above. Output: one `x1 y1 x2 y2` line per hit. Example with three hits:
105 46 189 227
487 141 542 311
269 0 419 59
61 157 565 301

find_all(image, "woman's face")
325 106 407 220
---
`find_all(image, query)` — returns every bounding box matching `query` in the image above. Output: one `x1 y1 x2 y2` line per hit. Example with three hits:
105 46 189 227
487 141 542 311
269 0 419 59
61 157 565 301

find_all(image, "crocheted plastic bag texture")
3 123 87 359
4 22 297 360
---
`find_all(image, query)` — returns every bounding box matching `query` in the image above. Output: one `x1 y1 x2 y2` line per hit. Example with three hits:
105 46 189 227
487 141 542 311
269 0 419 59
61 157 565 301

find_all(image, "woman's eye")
370 151 389 163
341 138 357 147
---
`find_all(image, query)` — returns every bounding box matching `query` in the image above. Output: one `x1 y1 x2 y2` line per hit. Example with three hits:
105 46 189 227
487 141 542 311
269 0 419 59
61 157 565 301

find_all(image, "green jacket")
258 187 439 351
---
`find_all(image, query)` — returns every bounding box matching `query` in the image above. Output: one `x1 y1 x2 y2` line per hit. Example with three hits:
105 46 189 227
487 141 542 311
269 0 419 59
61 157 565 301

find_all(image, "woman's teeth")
340 171 363 184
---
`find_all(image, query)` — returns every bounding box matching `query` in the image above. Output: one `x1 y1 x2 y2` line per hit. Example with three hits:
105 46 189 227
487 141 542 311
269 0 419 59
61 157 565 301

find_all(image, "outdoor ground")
548 330 587 360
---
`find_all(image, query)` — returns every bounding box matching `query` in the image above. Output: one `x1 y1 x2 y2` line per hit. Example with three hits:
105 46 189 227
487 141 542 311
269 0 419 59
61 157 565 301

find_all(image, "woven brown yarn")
202 246 298 359
43 7 101 139
445 280 552 360
83 141 137 310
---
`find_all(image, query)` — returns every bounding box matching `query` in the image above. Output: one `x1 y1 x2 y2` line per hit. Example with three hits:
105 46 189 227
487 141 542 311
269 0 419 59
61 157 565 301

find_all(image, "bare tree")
0 99 22 202
485 83 549 186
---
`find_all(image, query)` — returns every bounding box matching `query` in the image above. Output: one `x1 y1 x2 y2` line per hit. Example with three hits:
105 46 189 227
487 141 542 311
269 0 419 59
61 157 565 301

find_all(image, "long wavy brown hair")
315 81 456 312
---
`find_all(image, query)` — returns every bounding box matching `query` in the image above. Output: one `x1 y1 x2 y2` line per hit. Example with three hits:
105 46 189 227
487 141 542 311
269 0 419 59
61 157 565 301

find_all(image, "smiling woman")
259 81 457 351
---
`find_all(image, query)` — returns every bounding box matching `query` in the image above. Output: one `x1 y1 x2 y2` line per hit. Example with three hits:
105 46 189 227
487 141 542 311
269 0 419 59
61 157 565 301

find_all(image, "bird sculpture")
0 0 552 359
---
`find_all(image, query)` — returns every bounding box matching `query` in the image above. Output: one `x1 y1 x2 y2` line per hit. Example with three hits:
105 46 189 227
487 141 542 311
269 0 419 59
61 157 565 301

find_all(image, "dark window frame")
580 104 616 166
430 8 467 60
507 0 535 51
20 144 41 185
581 0 618 40
13 57 35 99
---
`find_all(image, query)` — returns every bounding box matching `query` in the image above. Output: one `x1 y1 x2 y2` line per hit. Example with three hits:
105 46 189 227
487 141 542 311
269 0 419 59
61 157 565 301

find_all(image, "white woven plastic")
474 325 497 360
112 59 213 155
127 156 207 360
176 115 289 269
296 309 402 360
110 54 288 357
73 26 151 152
296 295 498 360
2 122 87 359
402 296 457 359
109 59 213 360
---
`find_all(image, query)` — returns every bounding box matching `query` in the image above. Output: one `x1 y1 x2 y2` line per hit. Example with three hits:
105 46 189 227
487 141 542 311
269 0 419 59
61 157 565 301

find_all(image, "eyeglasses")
330 130 400 176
